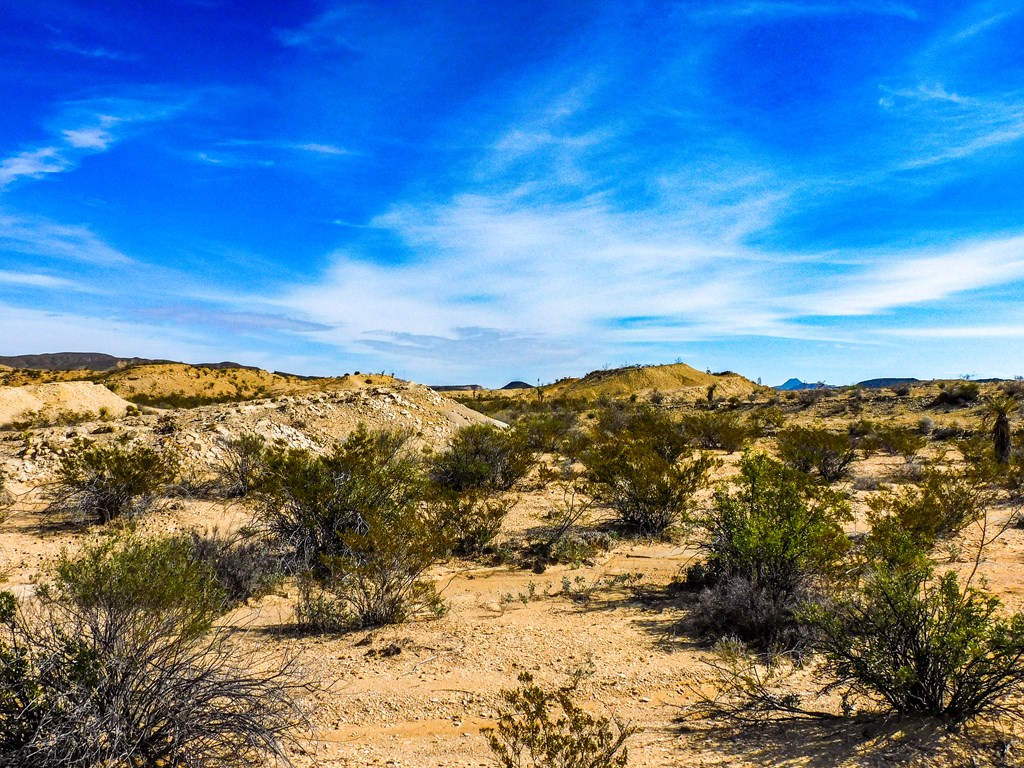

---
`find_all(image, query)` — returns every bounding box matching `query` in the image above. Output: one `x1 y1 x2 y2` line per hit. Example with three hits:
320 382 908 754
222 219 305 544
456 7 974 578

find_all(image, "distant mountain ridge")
0 352 254 372
775 378 825 391
856 377 920 389
776 376 923 390
428 384 484 392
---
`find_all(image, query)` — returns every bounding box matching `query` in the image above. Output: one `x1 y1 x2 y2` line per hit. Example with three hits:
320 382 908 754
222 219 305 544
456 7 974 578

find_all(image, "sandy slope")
0 381 133 426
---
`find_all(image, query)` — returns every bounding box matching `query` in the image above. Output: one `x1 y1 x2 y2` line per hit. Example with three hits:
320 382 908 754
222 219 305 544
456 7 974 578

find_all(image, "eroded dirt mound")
541 362 763 401
0 379 503 484
0 382 133 427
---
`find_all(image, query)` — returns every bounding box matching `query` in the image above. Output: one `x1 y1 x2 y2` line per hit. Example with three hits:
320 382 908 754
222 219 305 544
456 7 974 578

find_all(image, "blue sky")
2 0 1024 386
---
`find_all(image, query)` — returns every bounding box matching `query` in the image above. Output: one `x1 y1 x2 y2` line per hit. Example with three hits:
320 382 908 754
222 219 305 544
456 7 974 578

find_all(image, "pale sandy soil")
2 379 1023 767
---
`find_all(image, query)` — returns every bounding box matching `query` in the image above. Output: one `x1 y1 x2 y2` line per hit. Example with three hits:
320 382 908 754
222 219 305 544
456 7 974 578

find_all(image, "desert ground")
2 362 1023 767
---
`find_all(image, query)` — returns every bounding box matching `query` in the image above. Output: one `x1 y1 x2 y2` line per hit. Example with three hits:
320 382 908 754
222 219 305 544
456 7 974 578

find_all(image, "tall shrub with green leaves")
0 537 304 767
45 439 177 524
253 426 423 570
311 495 451 629
776 426 856 483
687 452 851 649
810 558 1024 725
429 423 535 492
866 467 988 566
584 439 717 535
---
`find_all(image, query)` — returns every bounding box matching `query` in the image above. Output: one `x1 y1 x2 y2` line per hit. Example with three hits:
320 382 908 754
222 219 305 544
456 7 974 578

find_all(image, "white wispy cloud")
52 41 135 61
0 148 70 186
274 7 363 52
0 270 81 290
789 236 1024 316
0 97 182 189
953 10 1016 41
685 1 918 23
0 212 133 266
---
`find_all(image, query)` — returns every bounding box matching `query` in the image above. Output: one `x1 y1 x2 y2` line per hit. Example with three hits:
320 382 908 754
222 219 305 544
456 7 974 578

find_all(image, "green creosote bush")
302 497 451 630
686 452 851 650
430 487 514 557
584 439 718 535
516 410 580 454
0 536 305 767
930 381 980 407
593 403 690 462
484 671 636 768
45 438 178 524
776 426 857 483
253 426 423 571
808 557 1024 726
215 431 267 498
748 406 785 437
865 466 989 566
855 421 927 462
678 410 752 453
429 423 535 492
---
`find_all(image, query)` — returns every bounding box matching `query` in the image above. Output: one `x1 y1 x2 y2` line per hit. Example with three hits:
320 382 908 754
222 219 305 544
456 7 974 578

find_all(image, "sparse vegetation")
308 493 450 628
484 671 636 768
44 438 178 524
686 452 851 650
429 424 535 492
215 431 267 497
679 411 752 453
433 488 514 557
866 467 988 562
253 426 423 571
776 426 857 482
584 439 717 535
0 537 305 767
809 556 1024 725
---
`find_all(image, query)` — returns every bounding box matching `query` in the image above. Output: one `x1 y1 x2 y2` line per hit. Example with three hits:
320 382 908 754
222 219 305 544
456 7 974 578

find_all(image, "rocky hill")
538 362 763 400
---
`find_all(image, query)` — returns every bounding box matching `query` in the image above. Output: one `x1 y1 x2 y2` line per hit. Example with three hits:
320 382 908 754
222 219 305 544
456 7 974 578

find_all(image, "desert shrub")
594 404 690 462
748 406 785 437
797 387 828 406
688 575 819 653
253 426 423 570
584 440 717 535
429 424 535 492
432 488 514 557
525 479 611 571
776 426 856 482
186 529 283 607
687 453 851 649
679 411 752 453
517 410 579 453
45 438 177 524
809 558 1024 725
293 575 349 632
857 422 927 461
0 537 304 767
866 467 988 562
215 431 266 498
484 671 635 768
314 497 450 629
930 381 980 407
